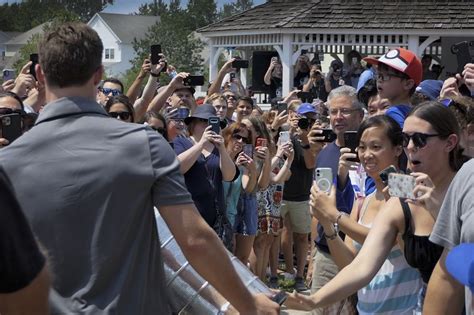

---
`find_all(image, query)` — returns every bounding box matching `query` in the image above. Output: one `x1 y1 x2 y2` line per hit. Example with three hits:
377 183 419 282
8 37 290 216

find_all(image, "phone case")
1 114 23 144
314 168 333 193
379 165 397 185
388 173 416 199
256 138 267 147
278 131 290 145
208 117 220 134
243 144 253 157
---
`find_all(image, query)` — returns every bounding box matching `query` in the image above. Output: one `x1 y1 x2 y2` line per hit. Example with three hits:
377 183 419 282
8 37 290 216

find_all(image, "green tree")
218 0 254 19
186 0 217 29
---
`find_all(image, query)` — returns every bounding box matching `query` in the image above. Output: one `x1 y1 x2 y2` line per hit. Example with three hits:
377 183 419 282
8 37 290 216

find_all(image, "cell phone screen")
29 53 38 80
277 102 287 114
343 131 359 162
208 116 220 134
1 114 23 144
150 44 162 65
243 144 253 157
184 75 205 86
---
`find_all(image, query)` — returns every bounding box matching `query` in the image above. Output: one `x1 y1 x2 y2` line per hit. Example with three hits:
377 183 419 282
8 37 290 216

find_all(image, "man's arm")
423 248 465 315
208 59 235 96
126 58 150 104
159 203 279 314
147 72 188 113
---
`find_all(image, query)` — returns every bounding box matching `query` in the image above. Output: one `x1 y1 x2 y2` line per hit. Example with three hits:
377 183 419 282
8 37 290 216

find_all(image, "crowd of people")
1 21 473 315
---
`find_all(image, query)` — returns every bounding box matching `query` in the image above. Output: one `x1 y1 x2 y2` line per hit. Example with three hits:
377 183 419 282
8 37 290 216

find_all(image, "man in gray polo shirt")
0 22 278 315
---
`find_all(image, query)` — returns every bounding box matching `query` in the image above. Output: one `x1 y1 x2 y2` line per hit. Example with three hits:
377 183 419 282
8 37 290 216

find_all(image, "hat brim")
363 56 407 76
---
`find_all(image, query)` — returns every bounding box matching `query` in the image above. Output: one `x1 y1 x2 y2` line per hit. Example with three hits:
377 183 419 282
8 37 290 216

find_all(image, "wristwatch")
334 212 349 235
324 230 338 241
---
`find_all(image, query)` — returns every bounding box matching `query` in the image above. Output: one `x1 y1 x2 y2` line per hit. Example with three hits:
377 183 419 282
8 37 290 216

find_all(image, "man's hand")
220 58 237 75
270 110 288 131
169 72 189 90
0 138 10 147
1 79 15 92
12 62 36 97
247 293 279 315
307 125 325 153
439 77 461 100
462 63 474 93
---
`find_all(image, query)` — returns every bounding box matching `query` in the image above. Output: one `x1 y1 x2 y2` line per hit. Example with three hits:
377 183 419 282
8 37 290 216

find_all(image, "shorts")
234 193 257 236
280 200 311 234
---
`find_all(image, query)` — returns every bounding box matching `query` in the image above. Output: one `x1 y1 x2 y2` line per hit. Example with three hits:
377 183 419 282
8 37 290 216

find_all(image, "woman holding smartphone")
310 115 423 314
285 102 468 313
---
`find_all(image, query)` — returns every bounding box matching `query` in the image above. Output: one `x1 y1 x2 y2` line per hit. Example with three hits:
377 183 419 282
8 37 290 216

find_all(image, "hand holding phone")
255 137 267 148
183 75 205 86
243 144 253 158
277 102 287 114
1 114 23 145
271 290 288 306
278 131 290 145
29 53 39 80
208 116 220 134
379 165 397 186
231 59 249 69
343 131 359 162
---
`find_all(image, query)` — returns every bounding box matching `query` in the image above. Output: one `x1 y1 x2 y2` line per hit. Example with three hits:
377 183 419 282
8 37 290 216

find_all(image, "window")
105 48 115 60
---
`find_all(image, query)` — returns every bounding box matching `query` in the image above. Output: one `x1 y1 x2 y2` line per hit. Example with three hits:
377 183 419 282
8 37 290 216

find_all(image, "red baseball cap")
363 48 422 86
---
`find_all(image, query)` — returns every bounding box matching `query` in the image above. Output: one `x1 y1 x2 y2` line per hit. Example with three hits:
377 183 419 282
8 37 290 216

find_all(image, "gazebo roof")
198 0 474 34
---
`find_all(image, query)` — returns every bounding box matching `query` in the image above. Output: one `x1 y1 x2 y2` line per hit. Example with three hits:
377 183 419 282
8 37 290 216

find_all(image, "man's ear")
35 64 45 85
93 65 104 86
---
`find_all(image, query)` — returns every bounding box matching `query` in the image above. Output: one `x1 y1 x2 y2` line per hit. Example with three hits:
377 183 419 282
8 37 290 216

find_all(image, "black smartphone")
1 113 23 144
150 44 162 65
230 72 236 80
297 91 312 102
451 41 474 74
301 49 308 55
29 53 39 80
321 128 336 142
271 290 288 306
176 107 189 120
184 75 205 86
208 116 220 134
379 165 397 186
232 59 249 69
343 131 359 162
277 102 287 114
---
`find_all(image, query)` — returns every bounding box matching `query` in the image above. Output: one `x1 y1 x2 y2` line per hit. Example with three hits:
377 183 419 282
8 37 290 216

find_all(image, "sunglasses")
402 132 439 148
0 108 26 116
109 111 131 120
101 88 122 96
232 134 249 143
152 127 166 135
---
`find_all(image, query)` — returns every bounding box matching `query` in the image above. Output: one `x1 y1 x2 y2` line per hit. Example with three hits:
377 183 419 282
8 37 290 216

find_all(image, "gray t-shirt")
430 159 474 315
0 97 193 314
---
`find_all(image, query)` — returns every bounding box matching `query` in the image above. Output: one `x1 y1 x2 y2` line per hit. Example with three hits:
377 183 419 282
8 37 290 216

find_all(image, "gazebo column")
209 43 224 82
407 35 420 56
281 34 293 97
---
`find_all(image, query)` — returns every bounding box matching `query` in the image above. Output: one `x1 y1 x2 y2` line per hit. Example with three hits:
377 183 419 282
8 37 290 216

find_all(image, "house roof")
4 23 47 45
93 13 160 44
198 0 474 33
0 31 21 43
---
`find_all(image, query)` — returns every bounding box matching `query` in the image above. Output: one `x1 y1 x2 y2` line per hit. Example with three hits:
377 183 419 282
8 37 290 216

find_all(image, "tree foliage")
219 0 254 19
0 0 113 32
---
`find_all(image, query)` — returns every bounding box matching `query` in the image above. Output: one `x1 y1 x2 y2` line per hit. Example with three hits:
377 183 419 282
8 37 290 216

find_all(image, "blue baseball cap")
415 80 443 100
446 243 474 292
297 103 317 115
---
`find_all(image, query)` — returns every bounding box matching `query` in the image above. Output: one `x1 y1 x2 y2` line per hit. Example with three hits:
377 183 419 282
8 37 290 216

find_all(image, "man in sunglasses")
97 77 123 106
0 22 279 315
363 48 422 128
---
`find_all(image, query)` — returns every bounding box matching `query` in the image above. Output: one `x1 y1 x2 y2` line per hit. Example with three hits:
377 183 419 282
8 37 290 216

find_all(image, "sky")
0 0 266 14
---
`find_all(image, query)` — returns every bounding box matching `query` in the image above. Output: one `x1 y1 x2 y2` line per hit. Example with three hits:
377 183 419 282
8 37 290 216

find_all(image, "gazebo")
198 0 474 96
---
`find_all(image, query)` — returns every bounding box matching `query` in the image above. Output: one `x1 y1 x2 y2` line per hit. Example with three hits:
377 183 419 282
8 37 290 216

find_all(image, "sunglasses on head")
109 111 131 120
101 88 122 96
152 126 166 135
402 132 440 148
232 133 248 143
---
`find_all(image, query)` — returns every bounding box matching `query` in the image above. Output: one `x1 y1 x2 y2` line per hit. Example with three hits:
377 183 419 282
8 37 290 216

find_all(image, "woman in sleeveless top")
311 115 422 314
285 102 468 312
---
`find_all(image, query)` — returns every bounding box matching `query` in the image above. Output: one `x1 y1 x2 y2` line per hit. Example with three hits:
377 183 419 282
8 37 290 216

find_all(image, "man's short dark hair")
238 96 254 108
102 78 124 93
38 22 103 88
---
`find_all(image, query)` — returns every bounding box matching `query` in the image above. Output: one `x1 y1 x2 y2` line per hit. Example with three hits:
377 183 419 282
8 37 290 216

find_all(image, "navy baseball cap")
297 103 317 115
415 80 443 100
446 243 474 292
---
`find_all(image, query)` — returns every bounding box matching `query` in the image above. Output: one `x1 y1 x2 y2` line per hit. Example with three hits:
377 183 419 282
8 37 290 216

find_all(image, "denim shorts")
234 193 257 236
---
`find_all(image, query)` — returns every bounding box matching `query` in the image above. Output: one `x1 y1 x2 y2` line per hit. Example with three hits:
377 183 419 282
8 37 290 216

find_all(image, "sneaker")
281 268 297 281
268 276 279 289
294 277 308 292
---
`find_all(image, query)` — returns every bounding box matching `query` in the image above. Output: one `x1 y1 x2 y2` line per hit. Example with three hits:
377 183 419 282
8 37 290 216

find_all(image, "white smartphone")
388 173 416 199
279 131 290 145
314 168 333 193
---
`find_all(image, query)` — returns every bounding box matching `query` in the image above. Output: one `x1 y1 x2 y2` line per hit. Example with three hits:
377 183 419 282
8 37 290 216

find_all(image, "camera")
298 117 315 130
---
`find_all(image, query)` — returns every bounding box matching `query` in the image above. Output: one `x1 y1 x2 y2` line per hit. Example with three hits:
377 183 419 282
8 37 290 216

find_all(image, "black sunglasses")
232 134 249 143
402 132 439 148
0 108 26 116
109 111 131 120
152 127 166 135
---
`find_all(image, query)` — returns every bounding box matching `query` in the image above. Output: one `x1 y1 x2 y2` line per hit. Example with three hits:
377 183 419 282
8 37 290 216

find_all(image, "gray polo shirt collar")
35 96 108 125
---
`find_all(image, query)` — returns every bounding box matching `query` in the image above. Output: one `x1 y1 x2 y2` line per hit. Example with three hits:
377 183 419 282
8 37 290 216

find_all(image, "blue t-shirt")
173 137 224 226
386 104 411 128
315 142 355 253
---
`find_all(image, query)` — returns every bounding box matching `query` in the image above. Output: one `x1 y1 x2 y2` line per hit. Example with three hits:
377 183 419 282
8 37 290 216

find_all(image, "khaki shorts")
280 200 311 234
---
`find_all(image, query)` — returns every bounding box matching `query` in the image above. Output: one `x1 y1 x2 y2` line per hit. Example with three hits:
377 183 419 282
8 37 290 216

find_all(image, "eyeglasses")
329 108 358 116
152 127 166 135
109 111 131 120
101 88 122 96
232 134 248 143
402 132 440 148
376 72 408 82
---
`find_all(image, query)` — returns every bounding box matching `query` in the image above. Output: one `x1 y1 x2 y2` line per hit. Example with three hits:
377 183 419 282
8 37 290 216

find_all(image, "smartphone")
1 113 23 144
229 72 236 80
232 59 249 69
208 116 220 134
301 49 308 55
297 91 312 102
176 107 189 120
243 143 253 157
29 53 39 80
451 41 474 74
388 173 416 199
150 44 162 65
279 131 290 144
271 290 288 306
321 128 336 143
277 102 287 114
2 69 15 81
255 137 267 147
379 165 397 186
184 75 205 86
343 131 359 162
314 167 333 193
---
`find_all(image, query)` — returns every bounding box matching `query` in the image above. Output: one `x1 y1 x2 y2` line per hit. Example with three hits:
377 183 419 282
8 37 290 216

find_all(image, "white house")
88 13 160 78
3 23 46 58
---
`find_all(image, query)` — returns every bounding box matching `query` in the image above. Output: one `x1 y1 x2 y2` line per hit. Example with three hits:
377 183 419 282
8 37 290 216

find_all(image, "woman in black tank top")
284 102 468 312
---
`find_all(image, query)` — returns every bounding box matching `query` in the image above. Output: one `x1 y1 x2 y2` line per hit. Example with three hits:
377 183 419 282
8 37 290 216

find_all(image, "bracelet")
334 212 348 235
150 72 160 77
324 230 338 240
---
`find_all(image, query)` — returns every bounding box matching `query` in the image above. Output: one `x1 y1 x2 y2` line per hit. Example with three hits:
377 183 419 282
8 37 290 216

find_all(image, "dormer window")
105 48 115 60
